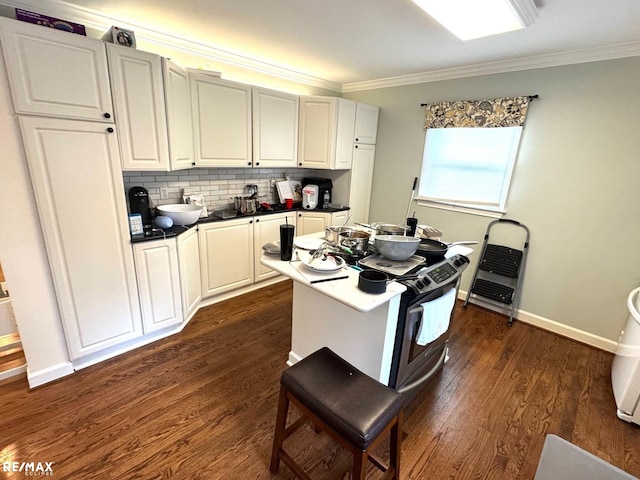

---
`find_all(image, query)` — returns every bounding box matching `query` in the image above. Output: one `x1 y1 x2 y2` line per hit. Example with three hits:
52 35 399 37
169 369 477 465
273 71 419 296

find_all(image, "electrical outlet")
160 187 169 199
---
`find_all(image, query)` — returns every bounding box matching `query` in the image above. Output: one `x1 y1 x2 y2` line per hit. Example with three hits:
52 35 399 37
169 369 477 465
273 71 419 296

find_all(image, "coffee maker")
128 186 152 233
302 177 333 210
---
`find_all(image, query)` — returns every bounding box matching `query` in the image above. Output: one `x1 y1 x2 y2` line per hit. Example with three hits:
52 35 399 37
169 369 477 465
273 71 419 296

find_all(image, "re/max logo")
2 462 54 475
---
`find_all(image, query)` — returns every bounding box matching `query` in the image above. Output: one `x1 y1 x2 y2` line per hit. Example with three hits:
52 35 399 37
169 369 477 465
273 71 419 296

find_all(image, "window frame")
415 126 523 218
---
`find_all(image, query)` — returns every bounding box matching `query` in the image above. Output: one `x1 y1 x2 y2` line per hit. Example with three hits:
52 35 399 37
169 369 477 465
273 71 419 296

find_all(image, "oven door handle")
396 346 447 394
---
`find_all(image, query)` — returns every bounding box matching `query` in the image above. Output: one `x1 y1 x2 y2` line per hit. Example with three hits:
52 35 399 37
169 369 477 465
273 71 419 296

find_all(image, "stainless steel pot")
374 223 408 236
325 226 354 244
339 230 370 254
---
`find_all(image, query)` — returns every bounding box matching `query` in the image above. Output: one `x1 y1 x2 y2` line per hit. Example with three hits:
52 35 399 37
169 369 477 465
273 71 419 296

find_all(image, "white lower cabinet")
176 226 202 319
253 212 296 282
133 239 183 334
296 211 350 236
199 218 254 298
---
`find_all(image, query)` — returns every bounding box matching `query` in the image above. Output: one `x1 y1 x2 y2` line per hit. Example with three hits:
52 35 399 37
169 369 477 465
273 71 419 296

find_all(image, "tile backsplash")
122 167 324 213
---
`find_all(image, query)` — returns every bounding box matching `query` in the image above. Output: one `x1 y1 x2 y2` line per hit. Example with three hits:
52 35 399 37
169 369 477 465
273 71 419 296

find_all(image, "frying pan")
418 239 477 260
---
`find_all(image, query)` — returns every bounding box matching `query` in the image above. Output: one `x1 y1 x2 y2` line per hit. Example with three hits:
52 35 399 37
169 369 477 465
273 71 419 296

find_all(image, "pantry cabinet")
18 116 142 360
191 74 252 167
298 96 356 170
253 212 296 282
132 239 183 334
106 44 170 171
176 226 202 320
346 144 376 224
0 18 113 122
163 59 195 170
199 217 254 297
252 87 298 168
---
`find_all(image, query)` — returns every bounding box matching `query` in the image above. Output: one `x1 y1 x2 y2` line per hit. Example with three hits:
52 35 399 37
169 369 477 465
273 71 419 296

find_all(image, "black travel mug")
280 224 295 261
406 217 418 236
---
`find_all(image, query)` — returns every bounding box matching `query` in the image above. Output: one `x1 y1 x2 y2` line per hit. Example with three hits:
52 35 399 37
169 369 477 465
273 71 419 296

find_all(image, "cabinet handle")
107 127 114 133
355 137 359 142
255 218 260 222
249 220 253 224
104 113 111 119
355 145 359 149
298 162 302 166
255 162 260 166
248 162 252 166
192 162 196 166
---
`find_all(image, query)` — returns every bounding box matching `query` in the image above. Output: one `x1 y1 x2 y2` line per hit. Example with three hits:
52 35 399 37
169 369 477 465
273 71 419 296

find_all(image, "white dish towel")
416 287 457 346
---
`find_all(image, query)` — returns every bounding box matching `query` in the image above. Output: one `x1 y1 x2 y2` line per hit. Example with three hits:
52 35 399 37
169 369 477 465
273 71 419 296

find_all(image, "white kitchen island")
261 237 406 385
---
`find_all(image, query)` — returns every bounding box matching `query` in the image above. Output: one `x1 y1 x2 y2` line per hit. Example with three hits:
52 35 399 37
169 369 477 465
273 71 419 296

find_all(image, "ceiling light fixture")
412 0 538 41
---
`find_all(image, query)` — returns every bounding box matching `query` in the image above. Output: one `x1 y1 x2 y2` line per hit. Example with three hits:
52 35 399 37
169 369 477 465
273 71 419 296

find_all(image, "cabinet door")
297 212 331 236
354 103 380 144
252 87 298 168
133 239 182 334
0 18 113 122
177 226 202 320
334 99 357 169
163 59 195 171
331 210 350 227
254 213 295 282
107 44 170 171
199 218 254 297
191 74 252 167
19 116 141 360
298 96 336 169
348 144 376 225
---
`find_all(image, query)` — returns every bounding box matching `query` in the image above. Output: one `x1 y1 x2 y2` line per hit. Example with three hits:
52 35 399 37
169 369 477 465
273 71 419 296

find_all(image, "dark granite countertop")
130 204 350 243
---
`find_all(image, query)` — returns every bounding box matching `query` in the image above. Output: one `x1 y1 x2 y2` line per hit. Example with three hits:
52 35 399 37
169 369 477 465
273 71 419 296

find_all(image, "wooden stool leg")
390 411 403 480
270 385 289 473
352 450 367 480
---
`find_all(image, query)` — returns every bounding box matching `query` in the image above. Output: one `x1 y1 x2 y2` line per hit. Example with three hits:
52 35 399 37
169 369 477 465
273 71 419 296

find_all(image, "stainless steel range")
360 252 470 399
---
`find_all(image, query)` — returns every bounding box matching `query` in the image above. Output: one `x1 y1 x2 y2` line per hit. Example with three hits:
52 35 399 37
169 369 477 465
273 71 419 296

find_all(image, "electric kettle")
302 184 319 209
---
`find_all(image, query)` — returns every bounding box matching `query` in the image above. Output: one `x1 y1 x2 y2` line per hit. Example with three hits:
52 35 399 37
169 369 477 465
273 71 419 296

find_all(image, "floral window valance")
423 96 530 129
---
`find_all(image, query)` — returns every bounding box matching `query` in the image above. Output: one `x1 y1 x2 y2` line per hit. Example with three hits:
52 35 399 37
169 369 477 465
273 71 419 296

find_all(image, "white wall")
345 57 640 345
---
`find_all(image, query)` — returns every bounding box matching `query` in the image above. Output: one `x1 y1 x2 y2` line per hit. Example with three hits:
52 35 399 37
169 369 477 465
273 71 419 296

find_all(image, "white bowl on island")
156 204 202 226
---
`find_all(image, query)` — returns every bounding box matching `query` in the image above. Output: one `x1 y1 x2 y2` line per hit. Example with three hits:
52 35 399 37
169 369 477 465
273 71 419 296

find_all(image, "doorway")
0 261 27 382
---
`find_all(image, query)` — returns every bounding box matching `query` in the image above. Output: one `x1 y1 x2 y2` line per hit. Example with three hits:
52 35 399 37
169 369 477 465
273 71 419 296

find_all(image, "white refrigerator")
611 287 640 425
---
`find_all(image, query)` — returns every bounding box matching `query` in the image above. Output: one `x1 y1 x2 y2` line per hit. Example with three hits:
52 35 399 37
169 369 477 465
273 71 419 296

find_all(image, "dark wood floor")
1 280 639 479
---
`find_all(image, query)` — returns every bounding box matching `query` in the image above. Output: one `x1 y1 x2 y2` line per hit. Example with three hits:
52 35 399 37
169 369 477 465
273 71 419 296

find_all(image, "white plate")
301 255 346 273
293 237 325 250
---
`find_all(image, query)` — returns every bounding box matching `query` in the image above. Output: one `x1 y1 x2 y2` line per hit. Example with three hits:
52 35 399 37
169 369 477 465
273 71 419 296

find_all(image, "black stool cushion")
281 347 403 450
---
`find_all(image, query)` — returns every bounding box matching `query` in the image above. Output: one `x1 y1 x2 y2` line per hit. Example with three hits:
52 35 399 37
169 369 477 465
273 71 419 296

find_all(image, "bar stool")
270 347 404 479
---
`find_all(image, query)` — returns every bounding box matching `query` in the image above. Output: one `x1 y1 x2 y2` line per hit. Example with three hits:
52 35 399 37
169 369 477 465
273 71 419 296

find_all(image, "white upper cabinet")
347 144 376 225
106 44 170 171
298 96 356 170
163 59 195 170
354 103 380 144
252 87 298 168
0 18 113 122
191 74 252 167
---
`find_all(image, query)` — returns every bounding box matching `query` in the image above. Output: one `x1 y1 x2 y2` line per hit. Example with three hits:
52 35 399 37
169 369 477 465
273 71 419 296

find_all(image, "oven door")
391 280 459 395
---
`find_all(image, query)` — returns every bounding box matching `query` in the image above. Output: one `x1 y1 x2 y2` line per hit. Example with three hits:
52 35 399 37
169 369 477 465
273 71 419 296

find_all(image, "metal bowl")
339 230 370 254
325 225 354 244
374 224 409 236
375 235 420 261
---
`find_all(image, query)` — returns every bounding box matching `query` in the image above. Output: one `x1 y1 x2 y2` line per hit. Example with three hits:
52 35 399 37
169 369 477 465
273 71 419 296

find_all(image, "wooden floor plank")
1 281 639 479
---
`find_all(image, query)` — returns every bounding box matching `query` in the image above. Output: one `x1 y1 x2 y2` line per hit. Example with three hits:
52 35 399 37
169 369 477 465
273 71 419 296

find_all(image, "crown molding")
2 0 639 94
0 0 343 92
342 41 640 92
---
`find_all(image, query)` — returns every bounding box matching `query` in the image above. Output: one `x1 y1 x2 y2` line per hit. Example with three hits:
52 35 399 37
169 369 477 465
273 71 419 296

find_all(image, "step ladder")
463 219 530 325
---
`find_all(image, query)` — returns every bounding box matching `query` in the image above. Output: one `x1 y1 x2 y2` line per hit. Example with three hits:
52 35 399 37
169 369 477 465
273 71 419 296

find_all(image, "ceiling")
4 0 640 91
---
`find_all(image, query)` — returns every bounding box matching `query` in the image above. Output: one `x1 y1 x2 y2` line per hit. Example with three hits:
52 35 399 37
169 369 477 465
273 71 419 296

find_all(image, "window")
417 126 523 214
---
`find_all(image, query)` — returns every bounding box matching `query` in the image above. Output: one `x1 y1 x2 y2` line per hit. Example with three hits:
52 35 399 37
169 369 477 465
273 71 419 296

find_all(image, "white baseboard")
27 361 74 388
458 290 618 353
